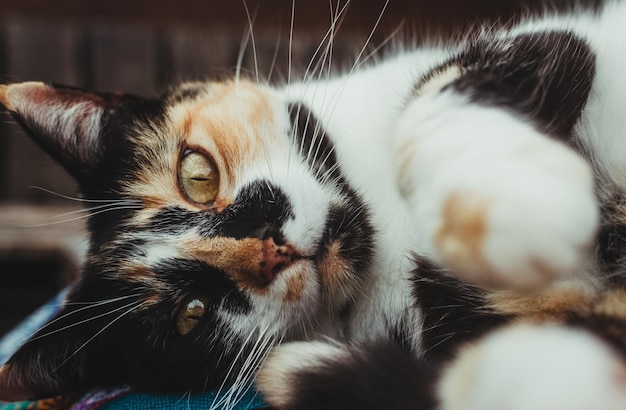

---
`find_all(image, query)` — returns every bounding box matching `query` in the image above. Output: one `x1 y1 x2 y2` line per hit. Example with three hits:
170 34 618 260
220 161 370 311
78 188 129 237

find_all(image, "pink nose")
258 238 301 283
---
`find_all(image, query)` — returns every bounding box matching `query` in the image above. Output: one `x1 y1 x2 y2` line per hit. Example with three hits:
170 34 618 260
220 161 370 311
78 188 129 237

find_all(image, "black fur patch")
288 102 344 186
147 181 294 240
165 83 207 103
289 100 376 306
283 343 439 410
316 202 375 279
3 257 256 398
450 31 595 139
412 256 510 360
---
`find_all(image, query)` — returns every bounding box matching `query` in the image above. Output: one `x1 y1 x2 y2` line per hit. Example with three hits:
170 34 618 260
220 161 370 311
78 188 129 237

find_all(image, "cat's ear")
0 82 124 180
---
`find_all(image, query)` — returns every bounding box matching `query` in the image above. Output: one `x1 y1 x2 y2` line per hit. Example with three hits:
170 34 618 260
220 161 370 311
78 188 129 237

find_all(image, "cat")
1 1 626 409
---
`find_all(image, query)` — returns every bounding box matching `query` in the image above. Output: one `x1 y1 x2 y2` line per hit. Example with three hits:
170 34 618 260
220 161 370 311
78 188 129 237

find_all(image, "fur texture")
2 2 626 409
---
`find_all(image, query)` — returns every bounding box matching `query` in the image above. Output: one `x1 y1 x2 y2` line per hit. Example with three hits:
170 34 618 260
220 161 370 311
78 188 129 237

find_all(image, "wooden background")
0 0 554 334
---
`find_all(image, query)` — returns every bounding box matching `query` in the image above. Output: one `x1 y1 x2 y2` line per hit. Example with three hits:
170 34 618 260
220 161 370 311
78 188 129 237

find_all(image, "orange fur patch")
123 79 282 217
317 240 358 306
283 269 307 303
141 196 167 208
0 84 11 110
181 236 270 293
173 80 279 208
588 289 626 346
488 287 595 323
592 289 626 319
436 193 493 281
396 139 417 199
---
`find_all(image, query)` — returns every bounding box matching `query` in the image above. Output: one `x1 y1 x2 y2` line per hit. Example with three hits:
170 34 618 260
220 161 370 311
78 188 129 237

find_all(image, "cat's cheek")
315 240 361 308
273 260 320 308
221 261 323 337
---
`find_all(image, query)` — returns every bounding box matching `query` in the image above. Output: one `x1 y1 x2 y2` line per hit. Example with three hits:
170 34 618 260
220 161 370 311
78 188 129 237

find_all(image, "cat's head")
0 81 374 400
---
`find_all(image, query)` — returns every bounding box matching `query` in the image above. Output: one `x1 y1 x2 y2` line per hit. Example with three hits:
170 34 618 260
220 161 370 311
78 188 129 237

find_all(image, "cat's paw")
398 97 599 290
256 341 437 409
256 341 343 409
439 324 626 410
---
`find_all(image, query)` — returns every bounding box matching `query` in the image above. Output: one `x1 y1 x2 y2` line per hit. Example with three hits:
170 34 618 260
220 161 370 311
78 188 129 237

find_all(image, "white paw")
397 95 599 290
439 324 626 410
256 341 344 408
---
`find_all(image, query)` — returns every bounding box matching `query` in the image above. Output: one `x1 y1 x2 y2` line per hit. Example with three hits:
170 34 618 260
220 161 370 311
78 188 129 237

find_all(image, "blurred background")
0 0 556 335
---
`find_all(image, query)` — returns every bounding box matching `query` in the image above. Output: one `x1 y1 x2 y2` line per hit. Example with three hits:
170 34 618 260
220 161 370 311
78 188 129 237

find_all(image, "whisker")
312 0 390 137
218 327 275 410
16 295 140 344
227 333 275 408
235 14 252 84
353 22 404 71
348 0 389 73
287 0 296 90
309 0 349 83
28 299 141 344
209 327 263 410
301 1 350 85
28 186 131 203
57 300 146 369
19 205 142 227
267 25 282 84
318 156 341 182
49 201 140 219
243 0 260 85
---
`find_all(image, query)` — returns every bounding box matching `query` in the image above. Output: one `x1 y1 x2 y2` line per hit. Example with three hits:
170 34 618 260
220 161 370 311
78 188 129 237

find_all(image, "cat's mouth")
258 237 304 283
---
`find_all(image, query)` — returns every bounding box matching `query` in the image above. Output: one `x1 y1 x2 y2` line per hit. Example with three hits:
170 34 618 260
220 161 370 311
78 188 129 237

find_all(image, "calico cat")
1 1 626 409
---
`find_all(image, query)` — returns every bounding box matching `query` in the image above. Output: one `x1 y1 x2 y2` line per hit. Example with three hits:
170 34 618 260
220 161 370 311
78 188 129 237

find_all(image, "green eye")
179 151 219 204
176 294 209 335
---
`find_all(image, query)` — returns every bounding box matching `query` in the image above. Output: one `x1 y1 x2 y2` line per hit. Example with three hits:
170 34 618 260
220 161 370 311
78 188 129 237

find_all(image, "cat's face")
0 80 374 399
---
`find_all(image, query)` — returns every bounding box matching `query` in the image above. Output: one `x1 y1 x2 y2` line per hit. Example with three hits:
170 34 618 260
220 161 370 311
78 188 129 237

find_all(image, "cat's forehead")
170 80 281 161
123 79 289 212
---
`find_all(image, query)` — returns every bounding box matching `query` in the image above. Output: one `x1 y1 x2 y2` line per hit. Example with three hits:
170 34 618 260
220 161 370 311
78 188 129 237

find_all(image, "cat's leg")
257 325 626 410
256 341 439 410
396 31 599 290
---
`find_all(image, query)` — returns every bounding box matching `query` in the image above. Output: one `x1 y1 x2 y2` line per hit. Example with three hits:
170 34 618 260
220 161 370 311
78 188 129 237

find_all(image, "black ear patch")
452 31 595 139
0 82 131 180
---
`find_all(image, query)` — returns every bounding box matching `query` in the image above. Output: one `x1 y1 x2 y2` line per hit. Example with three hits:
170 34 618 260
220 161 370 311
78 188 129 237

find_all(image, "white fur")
255 4 626 409
395 91 598 290
249 7 626 406
256 341 345 408
439 324 626 410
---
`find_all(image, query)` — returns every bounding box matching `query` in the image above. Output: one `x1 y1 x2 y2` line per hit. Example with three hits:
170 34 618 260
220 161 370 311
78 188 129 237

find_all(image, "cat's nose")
258 237 301 283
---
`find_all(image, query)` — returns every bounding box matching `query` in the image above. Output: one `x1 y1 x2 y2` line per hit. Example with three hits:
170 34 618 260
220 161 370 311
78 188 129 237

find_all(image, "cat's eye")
176 294 209 335
179 151 219 205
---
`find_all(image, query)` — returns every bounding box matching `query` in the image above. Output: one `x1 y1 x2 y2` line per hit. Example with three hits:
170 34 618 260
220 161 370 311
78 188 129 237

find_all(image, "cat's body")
2 2 626 409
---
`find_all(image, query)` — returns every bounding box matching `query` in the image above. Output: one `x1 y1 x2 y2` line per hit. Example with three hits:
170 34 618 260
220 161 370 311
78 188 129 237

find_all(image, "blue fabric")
100 390 266 410
0 288 70 367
